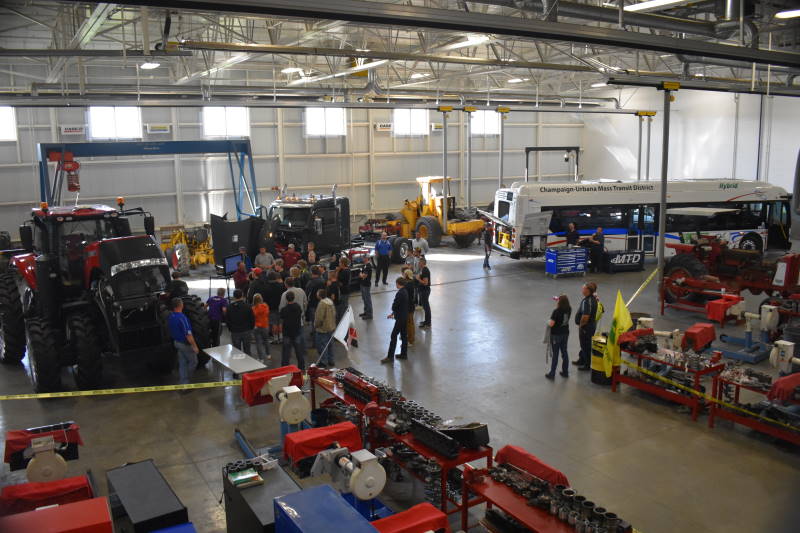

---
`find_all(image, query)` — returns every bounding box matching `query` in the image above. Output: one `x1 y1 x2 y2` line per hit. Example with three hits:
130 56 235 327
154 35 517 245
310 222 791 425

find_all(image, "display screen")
224 254 242 275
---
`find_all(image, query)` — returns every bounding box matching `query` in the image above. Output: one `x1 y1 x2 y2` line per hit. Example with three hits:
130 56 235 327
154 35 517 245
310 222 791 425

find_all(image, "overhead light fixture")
446 34 490 51
410 73 431 79
776 9 800 19
507 78 529 84
281 67 304 74
624 0 694 13
139 62 160 70
591 82 608 88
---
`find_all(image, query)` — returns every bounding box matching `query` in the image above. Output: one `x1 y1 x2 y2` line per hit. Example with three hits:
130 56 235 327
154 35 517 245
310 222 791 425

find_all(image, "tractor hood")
100 236 167 277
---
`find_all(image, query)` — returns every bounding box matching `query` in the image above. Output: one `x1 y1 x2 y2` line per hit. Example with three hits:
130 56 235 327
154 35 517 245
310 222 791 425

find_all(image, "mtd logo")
610 252 643 265
719 183 739 190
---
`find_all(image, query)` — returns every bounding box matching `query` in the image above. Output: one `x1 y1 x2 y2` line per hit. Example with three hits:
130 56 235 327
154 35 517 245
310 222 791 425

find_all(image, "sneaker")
571 360 582 366
578 365 591 371
560 371 569 378
545 373 555 380
362 315 373 320
380 357 394 364
382 282 388 286
396 354 408 360
419 322 430 328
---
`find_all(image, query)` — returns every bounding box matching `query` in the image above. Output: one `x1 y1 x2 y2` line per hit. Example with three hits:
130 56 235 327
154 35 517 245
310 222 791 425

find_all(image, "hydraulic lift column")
497 106 510 188
463 106 476 209
438 105 453 232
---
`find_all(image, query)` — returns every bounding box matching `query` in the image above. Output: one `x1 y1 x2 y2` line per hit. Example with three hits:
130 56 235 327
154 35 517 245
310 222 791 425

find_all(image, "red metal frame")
612 350 725 421
310 373 492 530
708 376 800 445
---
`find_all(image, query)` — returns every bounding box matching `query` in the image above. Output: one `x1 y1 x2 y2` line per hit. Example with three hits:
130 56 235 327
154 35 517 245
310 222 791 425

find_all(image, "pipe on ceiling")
677 54 800 85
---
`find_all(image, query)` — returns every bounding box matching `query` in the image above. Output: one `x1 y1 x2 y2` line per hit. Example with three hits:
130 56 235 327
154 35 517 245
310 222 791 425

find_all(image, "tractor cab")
264 194 351 255
416 176 457 223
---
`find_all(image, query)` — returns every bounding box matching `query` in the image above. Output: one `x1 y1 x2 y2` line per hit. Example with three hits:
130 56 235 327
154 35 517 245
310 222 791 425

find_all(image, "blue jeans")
315 331 334 366
282 333 307 370
549 333 569 376
360 285 373 317
231 330 252 356
253 327 270 361
174 341 197 385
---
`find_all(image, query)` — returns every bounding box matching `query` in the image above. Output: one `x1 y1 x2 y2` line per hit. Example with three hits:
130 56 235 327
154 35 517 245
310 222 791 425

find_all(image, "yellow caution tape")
626 267 659 308
0 380 242 401
619 359 800 433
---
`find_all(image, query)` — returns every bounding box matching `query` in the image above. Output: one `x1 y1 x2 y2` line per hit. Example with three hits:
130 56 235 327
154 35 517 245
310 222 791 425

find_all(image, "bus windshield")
270 207 310 227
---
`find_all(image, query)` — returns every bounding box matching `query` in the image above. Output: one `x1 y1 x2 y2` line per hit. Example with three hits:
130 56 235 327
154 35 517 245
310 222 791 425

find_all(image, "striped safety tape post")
0 380 242 401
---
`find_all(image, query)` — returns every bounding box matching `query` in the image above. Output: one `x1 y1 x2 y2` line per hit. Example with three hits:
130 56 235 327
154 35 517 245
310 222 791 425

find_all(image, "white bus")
481 180 791 259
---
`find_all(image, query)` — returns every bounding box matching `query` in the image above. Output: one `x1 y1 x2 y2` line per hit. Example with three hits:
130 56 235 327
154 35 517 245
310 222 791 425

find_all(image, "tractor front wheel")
182 295 211 369
663 254 709 304
415 216 443 248
68 313 103 390
26 317 62 392
390 237 411 264
0 271 25 364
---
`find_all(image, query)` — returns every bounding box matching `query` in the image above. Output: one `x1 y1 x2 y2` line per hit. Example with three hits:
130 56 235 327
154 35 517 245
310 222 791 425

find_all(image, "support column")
637 116 643 181
645 116 652 180
497 106 510 188
464 106 476 209
657 83 678 307
439 105 453 233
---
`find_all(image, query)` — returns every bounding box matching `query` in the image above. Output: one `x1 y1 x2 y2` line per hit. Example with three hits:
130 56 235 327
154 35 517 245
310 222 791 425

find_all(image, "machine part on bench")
26 435 68 483
311 447 387 501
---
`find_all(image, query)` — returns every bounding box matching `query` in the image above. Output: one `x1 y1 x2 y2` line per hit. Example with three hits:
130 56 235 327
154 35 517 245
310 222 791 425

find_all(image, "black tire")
151 309 178 374
26 317 61 392
663 254 709 304
390 237 411 264
0 271 25 364
68 313 103 390
0 231 10 250
174 243 191 274
415 216 443 248
182 295 211 368
738 233 763 252
453 233 477 248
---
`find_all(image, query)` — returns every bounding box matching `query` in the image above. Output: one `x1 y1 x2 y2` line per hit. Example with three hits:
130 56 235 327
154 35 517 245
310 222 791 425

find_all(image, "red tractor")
663 235 800 320
0 200 209 392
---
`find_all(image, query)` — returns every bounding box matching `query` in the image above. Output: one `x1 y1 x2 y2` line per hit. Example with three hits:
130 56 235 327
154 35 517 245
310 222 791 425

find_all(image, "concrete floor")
2 244 799 533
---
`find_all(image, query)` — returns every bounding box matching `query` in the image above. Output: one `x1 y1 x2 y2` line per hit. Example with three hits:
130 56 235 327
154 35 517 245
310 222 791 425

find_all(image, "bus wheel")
738 233 762 252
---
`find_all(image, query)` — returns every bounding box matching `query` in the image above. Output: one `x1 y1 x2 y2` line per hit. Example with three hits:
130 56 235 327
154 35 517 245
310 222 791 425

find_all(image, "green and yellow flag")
604 290 633 377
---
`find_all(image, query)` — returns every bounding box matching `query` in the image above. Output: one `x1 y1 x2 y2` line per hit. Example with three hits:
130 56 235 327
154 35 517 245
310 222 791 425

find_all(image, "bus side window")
548 209 563 233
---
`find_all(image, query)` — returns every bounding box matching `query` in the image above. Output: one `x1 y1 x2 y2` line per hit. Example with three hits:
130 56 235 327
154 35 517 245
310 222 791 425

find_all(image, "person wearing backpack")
574 281 600 371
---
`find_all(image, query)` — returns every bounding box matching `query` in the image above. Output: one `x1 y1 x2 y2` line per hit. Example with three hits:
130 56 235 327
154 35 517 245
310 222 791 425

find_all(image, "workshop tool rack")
310 373 492 530
612 350 725 421
708 376 800 445
545 247 587 278
462 465 574 533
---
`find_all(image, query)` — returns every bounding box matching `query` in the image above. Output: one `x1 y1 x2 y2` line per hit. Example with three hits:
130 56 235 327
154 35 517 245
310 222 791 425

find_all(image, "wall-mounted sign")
430 122 443 132
374 122 392 132
60 125 85 136
146 123 172 134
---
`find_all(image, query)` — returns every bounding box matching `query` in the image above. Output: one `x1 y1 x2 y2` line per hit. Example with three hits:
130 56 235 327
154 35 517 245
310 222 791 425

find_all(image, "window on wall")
392 108 429 136
0 107 17 141
202 106 250 137
471 110 501 136
88 107 142 139
304 107 346 137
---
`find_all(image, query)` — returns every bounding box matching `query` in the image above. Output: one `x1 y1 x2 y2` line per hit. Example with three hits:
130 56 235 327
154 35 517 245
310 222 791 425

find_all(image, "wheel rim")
664 267 691 300
740 239 757 250
418 225 429 239
399 243 409 259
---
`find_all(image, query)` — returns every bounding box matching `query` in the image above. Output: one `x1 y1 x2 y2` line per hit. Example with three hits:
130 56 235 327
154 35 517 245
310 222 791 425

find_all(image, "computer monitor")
223 253 242 276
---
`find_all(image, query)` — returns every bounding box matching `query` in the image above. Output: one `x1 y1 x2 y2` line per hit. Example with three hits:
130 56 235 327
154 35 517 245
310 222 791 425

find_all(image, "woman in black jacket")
546 294 572 380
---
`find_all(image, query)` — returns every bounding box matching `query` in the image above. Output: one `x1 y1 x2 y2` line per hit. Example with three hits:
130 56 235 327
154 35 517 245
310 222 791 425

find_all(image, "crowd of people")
168 236 436 383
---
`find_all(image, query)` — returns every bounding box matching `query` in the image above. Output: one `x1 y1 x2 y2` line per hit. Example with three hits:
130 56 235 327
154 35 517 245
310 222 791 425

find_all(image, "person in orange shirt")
252 293 271 362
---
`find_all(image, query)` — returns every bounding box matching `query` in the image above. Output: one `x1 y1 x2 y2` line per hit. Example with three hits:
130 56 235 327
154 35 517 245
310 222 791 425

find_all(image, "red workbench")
310 372 492 530
0 496 112 533
612 350 725 421
708 376 800 445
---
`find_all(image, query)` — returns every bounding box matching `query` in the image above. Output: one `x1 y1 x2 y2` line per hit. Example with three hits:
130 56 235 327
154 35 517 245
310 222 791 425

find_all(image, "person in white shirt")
279 276 308 318
409 230 430 255
254 247 275 270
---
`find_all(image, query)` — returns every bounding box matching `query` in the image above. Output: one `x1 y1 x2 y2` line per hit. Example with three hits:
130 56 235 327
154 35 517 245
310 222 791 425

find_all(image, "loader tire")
390 236 411 264
415 216 443 248
0 271 25 364
26 318 61 392
68 313 103 390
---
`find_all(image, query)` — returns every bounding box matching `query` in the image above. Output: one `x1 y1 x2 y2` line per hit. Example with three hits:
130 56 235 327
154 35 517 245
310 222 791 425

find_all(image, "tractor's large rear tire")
151 309 177 374
415 216 443 248
453 233 477 248
0 272 25 364
26 318 61 392
68 313 103 390
174 243 191 275
663 254 709 304
182 295 211 369
390 237 411 264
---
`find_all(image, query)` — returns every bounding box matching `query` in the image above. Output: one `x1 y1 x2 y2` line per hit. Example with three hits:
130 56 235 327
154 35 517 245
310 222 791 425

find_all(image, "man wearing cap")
282 243 302 270
239 246 254 270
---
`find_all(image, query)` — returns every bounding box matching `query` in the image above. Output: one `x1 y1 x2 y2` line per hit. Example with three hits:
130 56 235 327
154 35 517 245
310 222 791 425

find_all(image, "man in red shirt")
282 243 301 269
233 261 249 292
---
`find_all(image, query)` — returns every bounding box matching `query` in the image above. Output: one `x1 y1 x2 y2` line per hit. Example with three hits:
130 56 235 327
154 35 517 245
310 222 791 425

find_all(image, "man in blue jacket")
167 297 200 386
374 232 392 286
381 277 409 364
